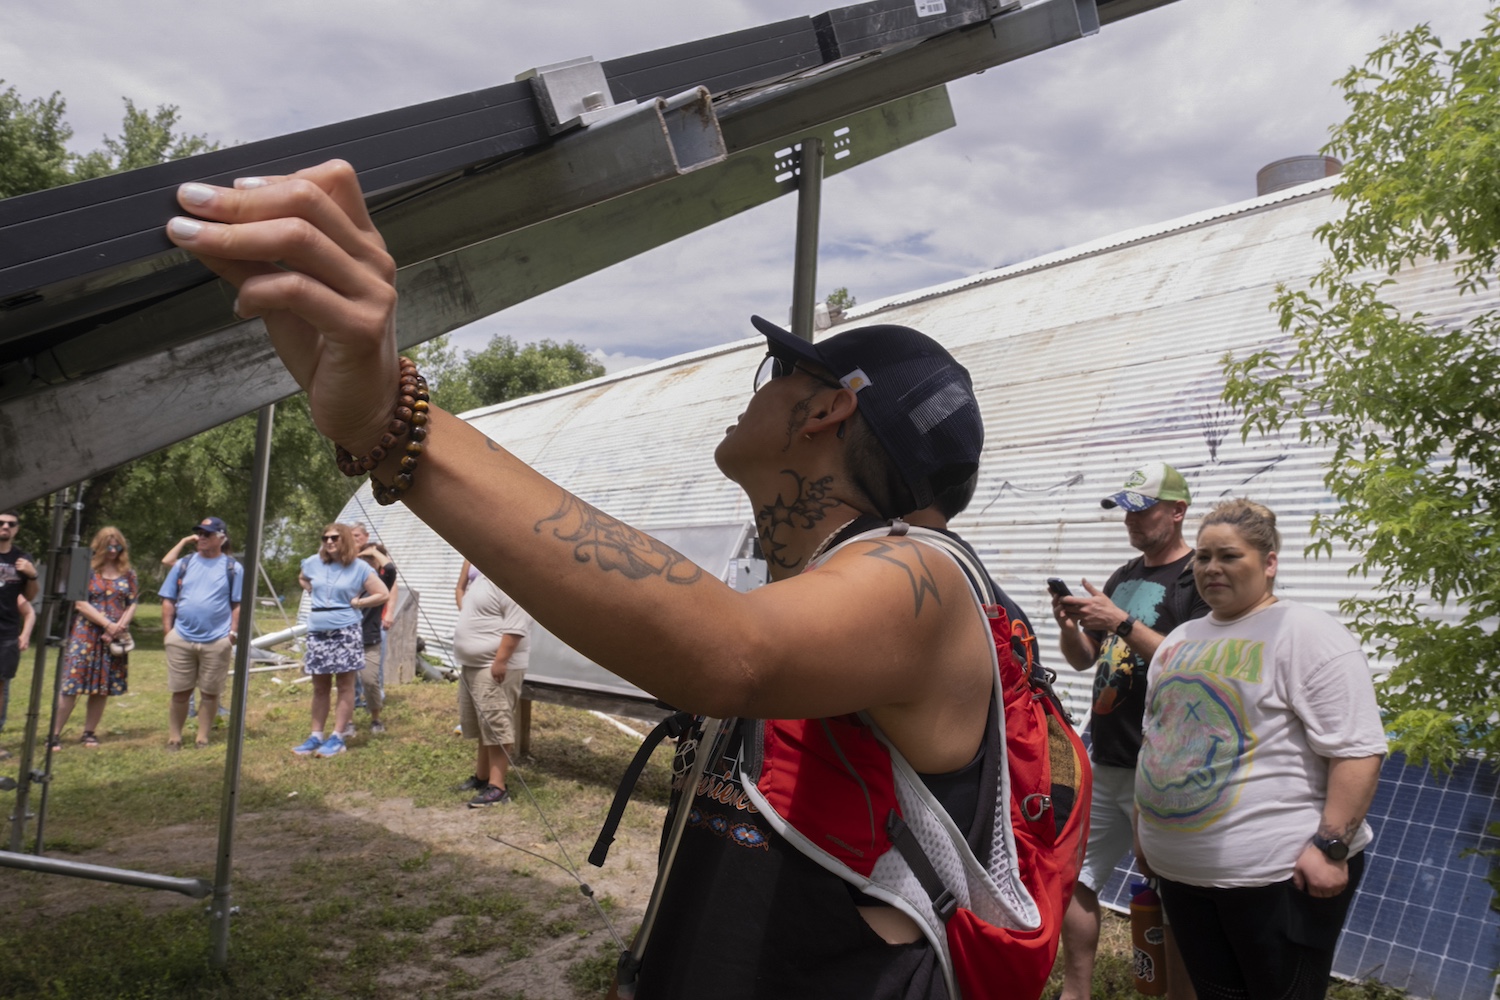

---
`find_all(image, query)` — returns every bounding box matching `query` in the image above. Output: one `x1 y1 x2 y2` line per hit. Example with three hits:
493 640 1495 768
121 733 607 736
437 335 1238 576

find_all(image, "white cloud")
3 0 1491 363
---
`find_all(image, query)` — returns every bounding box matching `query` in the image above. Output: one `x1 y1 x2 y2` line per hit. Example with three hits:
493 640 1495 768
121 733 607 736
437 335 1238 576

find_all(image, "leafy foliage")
1222 11 1500 768
465 335 606 408
825 286 857 314
0 83 71 197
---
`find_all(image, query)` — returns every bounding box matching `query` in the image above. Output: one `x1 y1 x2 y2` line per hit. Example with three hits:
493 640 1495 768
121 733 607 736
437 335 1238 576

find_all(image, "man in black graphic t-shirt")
0 511 40 738
1050 463 1208 1000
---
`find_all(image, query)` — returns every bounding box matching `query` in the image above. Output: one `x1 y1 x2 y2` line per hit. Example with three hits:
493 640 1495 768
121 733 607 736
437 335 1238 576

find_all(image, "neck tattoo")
755 469 839 570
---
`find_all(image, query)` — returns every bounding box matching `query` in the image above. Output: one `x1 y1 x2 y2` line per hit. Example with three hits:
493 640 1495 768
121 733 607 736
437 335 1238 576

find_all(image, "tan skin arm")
161 597 177 634
164 161 993 773
162 535 197 568
352 570 390 611
1052 580 1171 668
489 632 522 684
1294 754 1383 897
16 596 35 652
456 560 471 610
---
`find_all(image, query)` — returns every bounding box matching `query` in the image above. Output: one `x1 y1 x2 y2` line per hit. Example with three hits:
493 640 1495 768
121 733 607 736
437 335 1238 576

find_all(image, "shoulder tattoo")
860 540 942 617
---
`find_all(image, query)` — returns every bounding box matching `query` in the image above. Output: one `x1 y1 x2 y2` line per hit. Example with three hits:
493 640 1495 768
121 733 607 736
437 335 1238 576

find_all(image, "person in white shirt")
1134 499 1386 1000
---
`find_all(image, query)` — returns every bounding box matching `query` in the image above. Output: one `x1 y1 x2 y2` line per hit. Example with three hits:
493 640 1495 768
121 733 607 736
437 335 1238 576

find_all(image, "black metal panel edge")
603 18 823 102
1096 0 1177 26
813 0 1000 61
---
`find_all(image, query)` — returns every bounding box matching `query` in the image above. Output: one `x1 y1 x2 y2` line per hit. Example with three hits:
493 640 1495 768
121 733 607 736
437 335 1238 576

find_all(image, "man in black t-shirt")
1050 463 1208 1000
0 511 39 741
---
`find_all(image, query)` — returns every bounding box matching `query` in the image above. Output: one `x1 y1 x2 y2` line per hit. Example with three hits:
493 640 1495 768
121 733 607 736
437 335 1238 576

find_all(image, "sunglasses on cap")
752 353 842 393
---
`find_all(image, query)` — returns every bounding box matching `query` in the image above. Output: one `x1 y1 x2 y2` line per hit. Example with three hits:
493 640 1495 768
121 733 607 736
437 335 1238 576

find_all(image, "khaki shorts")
164 630 233 696
360 641 385 716
457 665 524 747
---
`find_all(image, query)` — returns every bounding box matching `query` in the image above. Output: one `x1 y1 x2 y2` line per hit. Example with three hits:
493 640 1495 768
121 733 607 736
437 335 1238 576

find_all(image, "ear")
801 386 860 437
1264 549 1278 582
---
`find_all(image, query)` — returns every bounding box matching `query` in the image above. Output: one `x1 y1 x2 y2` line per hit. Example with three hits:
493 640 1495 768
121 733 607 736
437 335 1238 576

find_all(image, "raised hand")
164 160 400 454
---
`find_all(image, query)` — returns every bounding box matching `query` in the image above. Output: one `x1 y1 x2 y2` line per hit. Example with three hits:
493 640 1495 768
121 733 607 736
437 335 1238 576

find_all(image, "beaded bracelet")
334 357 430 506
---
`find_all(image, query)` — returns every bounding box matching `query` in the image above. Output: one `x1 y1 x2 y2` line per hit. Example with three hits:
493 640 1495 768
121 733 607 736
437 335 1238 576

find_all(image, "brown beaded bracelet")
334 357 431 506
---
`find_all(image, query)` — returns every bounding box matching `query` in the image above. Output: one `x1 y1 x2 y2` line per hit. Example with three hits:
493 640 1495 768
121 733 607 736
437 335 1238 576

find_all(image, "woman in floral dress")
49 527 138 749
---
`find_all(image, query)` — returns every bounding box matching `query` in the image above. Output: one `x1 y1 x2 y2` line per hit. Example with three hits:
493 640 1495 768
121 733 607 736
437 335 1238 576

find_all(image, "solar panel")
1092 750 1500 1000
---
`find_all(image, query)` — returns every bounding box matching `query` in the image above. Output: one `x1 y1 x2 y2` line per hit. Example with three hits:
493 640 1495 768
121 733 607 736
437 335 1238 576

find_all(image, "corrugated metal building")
342 173 1485 718
340 174 1500 1000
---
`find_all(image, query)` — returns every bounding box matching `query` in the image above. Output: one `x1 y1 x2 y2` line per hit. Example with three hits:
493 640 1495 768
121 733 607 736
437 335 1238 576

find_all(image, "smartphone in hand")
1046 578 1072 599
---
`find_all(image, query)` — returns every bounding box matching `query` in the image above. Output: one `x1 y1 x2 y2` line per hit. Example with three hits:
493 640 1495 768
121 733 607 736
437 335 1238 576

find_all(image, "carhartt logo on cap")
841 368 872 392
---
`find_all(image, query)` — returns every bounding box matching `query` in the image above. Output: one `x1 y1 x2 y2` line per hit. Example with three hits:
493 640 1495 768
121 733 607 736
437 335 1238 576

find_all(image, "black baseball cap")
194 516 227 535
751 316 983 511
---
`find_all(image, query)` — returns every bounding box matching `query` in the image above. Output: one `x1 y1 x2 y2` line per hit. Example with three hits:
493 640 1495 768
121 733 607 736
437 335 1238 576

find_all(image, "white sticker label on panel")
915 0 946 16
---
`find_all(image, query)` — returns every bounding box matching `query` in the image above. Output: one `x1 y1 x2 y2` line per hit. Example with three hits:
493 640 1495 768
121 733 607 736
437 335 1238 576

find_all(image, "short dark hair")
931 471 979 521
841 410 919 519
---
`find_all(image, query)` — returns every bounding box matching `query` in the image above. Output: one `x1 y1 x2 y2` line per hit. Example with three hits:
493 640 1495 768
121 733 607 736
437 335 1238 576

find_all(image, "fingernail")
168 217 204 240
235 176 269 189
179 182 216 207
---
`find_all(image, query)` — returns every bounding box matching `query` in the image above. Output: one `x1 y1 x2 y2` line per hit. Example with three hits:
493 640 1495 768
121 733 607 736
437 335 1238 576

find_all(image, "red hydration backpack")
592 525 1090 1000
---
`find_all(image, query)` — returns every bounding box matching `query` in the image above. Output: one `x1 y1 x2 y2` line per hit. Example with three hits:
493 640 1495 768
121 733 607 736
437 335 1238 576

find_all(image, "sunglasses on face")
322 535 341 542
752 353 843 393
0 521 17 528
105 544 124 552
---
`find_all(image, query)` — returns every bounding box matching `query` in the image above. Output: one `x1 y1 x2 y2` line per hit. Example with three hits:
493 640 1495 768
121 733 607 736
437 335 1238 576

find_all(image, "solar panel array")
1094 751 1500 1000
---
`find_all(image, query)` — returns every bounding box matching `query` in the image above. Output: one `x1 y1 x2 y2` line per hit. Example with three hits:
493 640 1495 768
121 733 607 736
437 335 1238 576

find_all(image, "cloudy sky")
2 0 1490 371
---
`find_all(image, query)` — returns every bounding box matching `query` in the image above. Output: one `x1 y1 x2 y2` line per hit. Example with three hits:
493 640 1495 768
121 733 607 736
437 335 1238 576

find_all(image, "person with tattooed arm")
166 161 1001 999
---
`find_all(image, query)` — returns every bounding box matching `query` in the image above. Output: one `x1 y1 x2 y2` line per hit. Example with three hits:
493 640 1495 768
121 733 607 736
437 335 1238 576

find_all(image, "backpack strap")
174 553 193 592
589 710 693 867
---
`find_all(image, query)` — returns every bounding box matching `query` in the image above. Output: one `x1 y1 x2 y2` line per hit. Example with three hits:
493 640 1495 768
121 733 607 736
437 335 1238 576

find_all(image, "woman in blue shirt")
292 523 388 758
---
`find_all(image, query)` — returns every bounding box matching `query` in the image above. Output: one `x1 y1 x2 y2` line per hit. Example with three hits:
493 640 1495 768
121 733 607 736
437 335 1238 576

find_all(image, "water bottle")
1130 880 1167 996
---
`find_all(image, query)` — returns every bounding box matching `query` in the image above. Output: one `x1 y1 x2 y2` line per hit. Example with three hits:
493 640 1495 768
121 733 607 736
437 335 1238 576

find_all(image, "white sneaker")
340 724 356 739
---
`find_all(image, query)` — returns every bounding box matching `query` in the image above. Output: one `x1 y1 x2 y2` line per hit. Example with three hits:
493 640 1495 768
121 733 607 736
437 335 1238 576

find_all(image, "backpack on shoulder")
591 525 1091 1000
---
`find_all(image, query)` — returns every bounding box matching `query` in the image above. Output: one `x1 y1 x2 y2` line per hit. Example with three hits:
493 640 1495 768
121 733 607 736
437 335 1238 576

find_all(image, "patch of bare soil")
12 775 664 999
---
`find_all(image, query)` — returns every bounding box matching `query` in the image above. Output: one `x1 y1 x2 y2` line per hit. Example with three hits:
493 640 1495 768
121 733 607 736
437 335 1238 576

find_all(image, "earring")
836 422 846 440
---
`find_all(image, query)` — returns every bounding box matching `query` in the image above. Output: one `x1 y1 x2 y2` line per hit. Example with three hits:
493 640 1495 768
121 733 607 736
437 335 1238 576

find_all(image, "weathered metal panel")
346 179 1495 722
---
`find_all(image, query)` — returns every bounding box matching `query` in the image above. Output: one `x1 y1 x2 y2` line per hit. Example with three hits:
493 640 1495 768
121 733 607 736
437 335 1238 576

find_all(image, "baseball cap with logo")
1100 462 1191 511
193 516 228 535
751 315 984 514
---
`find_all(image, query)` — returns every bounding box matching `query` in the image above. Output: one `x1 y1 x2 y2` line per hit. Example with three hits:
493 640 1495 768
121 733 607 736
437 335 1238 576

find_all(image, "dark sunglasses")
322 534 341 542
105 544 124 552
0 520 17 528
752 353 842 393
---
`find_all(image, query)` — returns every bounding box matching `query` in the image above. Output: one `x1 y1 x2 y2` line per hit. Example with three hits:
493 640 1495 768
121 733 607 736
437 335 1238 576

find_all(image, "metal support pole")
209 403 274 968
7 490 72 852
790 137 824 342
0 849 211 897
34 493 86 854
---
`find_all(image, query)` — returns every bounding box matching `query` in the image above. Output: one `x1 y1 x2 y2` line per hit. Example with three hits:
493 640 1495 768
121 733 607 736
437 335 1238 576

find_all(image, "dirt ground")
11 735 667 999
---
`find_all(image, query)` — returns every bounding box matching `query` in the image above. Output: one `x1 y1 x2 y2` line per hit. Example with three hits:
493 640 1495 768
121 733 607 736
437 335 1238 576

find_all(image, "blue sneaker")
315 733 347 758
291 734 324 756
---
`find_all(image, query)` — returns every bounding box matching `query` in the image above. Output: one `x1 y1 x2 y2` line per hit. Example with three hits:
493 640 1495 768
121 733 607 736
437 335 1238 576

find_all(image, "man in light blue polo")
158 516 243 750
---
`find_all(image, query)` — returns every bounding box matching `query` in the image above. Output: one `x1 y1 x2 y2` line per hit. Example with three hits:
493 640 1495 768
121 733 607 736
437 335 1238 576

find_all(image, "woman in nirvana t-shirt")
1134 499 1386 1000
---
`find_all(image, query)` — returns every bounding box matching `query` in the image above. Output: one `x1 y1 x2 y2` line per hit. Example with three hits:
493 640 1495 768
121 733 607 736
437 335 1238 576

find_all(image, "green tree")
72 98 214 180
0 83 71 197
825 287 857 313
464 336 605 408
409 334 480 415
1222 11 1500 768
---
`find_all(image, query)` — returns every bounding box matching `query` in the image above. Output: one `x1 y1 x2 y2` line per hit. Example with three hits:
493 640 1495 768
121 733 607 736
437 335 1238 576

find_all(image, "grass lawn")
0 603 1404 999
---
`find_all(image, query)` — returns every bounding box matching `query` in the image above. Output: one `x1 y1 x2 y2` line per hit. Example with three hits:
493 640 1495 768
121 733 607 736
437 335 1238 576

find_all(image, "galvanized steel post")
6 489 73 852
790 137 824 342
209 403 274 968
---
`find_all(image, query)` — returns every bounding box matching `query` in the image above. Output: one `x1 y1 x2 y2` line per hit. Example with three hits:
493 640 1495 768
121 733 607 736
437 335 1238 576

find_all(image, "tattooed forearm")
534 495 702 584
1318 820 1363 844
756 470 838 569
861 541 942 617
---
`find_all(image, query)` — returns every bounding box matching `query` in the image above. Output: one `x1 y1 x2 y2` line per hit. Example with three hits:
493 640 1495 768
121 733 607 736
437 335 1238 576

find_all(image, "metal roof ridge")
843 174 1342 321
454 330 765 420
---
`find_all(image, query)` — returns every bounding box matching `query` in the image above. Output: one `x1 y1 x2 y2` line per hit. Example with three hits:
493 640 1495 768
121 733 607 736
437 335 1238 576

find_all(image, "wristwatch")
1312 834 1350 861
1115 614 1137 639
